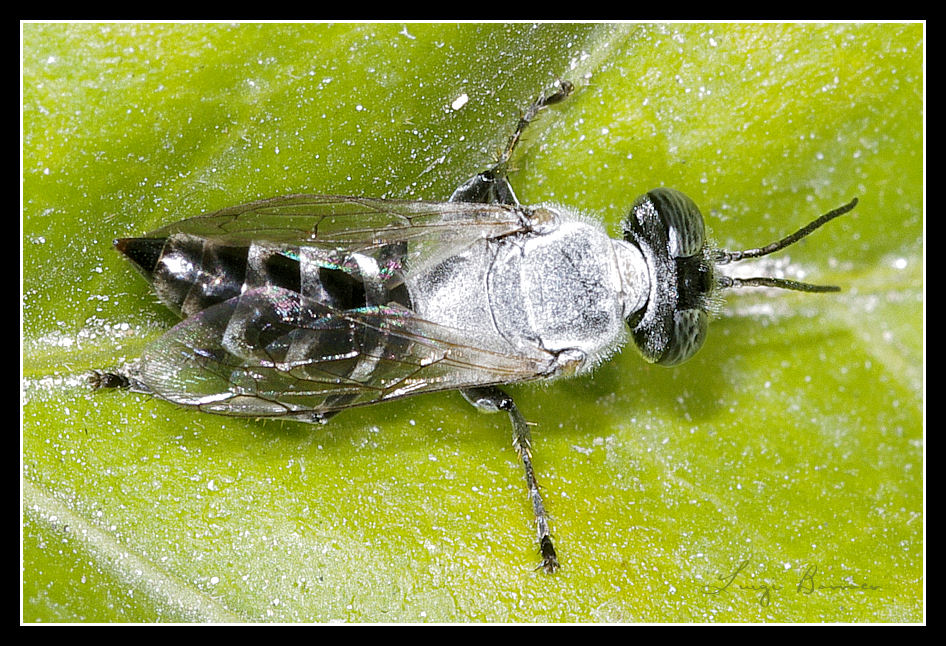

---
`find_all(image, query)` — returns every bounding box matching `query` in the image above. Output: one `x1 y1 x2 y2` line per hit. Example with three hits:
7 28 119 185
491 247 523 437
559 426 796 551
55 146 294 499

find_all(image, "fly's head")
621 187 858 367
622 188 714 366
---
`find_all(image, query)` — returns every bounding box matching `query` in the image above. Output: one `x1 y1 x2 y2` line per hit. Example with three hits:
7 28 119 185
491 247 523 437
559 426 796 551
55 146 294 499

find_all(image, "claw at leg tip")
539 537 559 573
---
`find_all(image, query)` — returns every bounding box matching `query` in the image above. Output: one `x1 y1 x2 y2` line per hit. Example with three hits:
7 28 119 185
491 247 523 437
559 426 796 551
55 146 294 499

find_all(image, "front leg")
449 81 573 208
449 170 520 206
461 386 559 573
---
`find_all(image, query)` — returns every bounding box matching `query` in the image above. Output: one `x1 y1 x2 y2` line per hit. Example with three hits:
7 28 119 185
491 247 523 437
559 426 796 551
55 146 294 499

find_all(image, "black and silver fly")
93 82 856 572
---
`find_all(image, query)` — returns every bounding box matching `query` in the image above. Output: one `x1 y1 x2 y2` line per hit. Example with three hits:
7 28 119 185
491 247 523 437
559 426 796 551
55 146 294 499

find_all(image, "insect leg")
461 386 559 573
491 80 573 181
88 369 150 393
449 169 520 206
449 80 573 207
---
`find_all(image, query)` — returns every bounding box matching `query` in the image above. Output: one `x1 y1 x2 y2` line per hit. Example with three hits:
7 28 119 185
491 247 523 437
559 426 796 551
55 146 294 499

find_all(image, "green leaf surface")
23 23 923 623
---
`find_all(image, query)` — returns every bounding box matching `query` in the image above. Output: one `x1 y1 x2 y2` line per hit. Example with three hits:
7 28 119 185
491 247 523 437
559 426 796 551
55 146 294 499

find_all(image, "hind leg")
461 386 559 573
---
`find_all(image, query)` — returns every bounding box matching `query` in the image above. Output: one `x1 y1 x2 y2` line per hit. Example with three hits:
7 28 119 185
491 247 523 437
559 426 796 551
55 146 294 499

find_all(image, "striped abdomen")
115 234 412 318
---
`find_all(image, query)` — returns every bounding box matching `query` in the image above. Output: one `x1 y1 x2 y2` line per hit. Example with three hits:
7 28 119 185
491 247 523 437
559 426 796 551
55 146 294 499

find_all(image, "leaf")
23 23 923 622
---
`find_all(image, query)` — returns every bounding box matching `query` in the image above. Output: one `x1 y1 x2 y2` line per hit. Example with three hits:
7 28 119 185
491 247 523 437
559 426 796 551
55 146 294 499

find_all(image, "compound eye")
644 187 706 258
623 188 713 366
660 308 709 366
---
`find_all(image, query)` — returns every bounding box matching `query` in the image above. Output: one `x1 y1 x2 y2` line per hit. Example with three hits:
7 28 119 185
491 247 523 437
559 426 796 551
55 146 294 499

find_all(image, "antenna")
714 198 857 293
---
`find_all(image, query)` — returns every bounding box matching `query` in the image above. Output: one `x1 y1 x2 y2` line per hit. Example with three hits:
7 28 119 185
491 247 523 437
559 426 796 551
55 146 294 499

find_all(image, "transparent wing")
146 194 530 250
135 286 555 421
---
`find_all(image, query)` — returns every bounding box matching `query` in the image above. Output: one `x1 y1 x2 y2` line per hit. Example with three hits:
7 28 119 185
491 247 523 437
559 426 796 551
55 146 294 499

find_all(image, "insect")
93 81 857 572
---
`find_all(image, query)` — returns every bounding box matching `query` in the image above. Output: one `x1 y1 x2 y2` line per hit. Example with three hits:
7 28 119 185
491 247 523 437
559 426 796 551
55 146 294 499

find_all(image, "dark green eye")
622 187 713 366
